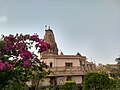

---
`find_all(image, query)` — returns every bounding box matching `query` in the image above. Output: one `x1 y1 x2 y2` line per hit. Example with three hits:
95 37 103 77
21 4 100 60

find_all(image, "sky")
0 0 120 64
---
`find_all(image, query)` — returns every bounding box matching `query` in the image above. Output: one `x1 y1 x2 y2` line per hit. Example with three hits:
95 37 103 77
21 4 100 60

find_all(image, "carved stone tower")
42 26 58 55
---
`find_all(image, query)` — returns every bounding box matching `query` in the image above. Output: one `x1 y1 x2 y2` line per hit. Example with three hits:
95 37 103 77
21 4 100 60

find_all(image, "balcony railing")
49 66 94 72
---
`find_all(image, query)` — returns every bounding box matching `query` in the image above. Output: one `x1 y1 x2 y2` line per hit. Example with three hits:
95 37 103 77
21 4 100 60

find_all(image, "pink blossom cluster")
0 33 50 68
20 49 32 67
0 60 12 71
30 33 39 42
35 40 50 53
4 35 15 41
23 60 31 67
14 42 25 50
3 33 50 53
20 49 32 60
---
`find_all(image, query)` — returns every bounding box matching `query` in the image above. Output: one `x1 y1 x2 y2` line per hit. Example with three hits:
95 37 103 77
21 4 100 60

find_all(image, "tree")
115 56 120 69
115 56 120 63
114 56 120 78
0 33 50 90
83 72 110 90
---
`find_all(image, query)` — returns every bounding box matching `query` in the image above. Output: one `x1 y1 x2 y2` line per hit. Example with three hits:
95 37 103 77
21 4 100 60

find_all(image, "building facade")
41 27 96 86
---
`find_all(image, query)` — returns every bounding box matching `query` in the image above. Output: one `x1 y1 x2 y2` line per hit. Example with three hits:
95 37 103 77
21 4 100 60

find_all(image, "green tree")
115 56 120 78
115 56 120 69
83 72 110 90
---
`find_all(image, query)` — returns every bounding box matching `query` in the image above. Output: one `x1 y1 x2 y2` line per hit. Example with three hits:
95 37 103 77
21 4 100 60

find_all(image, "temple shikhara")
40 26 96 86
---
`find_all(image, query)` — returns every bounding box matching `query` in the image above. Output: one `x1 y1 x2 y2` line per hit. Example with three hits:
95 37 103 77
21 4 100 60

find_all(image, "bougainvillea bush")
0 33 50 89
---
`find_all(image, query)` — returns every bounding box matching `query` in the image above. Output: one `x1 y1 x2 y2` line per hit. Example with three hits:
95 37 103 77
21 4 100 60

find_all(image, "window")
65 63 73 68
50 62 53 67
79 61 82 66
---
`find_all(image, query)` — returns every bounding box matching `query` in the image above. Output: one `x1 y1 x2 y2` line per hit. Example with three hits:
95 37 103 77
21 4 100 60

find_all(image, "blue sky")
0 0 120 64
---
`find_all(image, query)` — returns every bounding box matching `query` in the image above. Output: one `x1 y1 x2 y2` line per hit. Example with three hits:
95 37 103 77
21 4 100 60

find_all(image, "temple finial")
48 26 51 30
45 25 47 30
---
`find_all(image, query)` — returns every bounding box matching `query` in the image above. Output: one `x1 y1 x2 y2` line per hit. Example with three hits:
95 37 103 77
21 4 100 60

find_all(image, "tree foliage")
115 57 120 64
0 33 50 89
83 72 111 90
64 81 76 90
115 56 120 70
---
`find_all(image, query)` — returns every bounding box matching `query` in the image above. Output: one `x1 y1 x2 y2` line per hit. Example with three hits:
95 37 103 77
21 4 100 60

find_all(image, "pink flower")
23 34 29 40
4 35 15 41
35 40 50 53
39 42 50 53
0 60 12 70
35 43 39 49
17 36 22 41
30 34 39 42
15 42 25 50
0 60 2 63
4 61 9 65
23 60 31 67
0 60 4 70
20 49 32 59
0 64 4 70
44 42 50 49
7 63 12 68
0 61 12 70
5 43 14 52
4 61 12 69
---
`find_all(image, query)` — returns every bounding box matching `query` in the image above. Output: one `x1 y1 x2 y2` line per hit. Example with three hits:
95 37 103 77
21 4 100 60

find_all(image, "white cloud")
0 16 8 23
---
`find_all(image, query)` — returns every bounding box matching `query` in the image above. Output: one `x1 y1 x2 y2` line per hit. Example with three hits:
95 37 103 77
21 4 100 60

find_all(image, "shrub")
64 81 76 90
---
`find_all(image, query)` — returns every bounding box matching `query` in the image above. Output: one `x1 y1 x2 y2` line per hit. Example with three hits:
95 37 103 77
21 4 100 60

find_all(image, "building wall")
56 58 80 67
72 76 82 84
42 76 83 86
42 78 50 86
57 77 66 85
45 58 80 67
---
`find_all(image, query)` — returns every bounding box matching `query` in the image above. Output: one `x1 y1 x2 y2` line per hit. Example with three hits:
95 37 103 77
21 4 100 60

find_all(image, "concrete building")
40 27 96 86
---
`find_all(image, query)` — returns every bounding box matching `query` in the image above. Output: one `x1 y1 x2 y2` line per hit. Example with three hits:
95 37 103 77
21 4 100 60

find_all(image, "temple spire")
41 26 58 55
